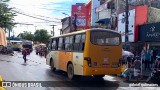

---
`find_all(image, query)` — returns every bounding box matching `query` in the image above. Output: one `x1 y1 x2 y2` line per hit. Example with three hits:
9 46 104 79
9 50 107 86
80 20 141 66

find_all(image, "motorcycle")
146 69 160 84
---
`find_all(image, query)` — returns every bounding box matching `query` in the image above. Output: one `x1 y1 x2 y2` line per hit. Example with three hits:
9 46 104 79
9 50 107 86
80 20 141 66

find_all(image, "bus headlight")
84 57 92 67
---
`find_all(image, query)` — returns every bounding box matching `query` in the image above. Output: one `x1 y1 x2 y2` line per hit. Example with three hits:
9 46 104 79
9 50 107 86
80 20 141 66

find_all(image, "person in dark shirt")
22 48 28 63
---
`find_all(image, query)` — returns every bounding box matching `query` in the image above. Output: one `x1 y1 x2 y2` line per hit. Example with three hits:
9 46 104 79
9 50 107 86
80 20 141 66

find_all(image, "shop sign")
139 23 160 41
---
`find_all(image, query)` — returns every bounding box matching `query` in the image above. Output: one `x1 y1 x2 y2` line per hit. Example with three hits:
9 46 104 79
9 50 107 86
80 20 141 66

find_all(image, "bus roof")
51 28 118 39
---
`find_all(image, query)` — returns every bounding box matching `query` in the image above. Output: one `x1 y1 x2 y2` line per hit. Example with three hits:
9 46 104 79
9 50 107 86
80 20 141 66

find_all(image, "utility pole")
125 0 129 50
50 25 56 36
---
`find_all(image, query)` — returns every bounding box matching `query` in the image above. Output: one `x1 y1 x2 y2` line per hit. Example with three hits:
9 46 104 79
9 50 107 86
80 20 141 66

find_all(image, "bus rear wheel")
50 60 56 71
67 63 74 80
94 75 105 79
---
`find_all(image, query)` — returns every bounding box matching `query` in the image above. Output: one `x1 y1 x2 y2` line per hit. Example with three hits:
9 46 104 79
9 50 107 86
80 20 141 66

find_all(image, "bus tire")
94 75 105 79
67 63 74 80
50 59 56 71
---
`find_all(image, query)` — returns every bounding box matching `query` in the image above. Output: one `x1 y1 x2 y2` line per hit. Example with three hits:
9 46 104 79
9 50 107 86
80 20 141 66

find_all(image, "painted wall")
118 9 135 42
135 6 148 41
118 6 148 42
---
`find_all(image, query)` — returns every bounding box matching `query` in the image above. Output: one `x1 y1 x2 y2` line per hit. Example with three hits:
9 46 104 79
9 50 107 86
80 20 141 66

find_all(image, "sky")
6 0 88 37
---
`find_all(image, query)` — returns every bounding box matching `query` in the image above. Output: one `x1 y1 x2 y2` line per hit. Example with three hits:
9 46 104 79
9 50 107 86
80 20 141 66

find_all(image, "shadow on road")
43 69 120 88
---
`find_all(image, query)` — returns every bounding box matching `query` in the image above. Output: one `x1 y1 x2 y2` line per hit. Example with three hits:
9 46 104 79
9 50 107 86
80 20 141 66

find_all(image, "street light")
62 12 70 17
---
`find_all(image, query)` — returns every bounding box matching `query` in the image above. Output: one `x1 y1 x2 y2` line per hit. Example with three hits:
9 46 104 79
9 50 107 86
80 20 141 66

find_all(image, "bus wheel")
94 75 105 79
50 60 56 71
67 64 74 80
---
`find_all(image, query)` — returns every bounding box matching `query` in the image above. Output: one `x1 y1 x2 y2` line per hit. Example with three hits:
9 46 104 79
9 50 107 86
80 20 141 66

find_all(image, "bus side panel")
83 30 91 76
73 52 84 75
46 51 60 69
59 51 73 72
53 51 60 69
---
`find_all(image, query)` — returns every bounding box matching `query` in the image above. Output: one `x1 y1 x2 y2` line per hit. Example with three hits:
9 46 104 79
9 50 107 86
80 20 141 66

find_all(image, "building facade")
61 17 71 34
91 0 100 27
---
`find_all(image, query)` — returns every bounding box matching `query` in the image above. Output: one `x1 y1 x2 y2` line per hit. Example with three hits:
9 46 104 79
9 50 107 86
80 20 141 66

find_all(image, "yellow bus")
46 28 122 79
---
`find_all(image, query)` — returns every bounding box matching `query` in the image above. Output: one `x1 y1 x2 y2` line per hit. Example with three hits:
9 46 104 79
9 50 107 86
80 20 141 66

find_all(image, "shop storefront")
139 22 160 56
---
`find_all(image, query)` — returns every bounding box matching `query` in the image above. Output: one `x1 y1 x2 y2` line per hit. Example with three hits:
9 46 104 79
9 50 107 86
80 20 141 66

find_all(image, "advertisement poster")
71 4 87 31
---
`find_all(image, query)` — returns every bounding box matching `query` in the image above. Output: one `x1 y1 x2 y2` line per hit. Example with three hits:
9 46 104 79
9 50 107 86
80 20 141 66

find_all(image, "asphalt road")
0 51 159 90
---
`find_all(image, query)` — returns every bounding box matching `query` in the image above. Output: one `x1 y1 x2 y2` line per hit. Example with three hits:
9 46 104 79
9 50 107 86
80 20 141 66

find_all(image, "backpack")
22 49 27 55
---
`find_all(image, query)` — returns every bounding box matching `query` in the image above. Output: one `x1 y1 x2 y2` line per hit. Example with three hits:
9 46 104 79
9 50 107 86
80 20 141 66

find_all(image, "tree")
34 29 51 43
0 0 16 32
17 31 34 41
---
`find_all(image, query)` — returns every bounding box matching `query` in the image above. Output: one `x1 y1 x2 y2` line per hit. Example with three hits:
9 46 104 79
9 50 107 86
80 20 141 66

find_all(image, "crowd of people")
122 49 160 82
141 49 160 71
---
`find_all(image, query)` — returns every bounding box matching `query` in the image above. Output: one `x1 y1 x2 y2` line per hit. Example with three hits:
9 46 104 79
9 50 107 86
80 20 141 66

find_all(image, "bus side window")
65 37 70 51
80 34 86 51
74 34 81 51
58 38 64 50
52 39 57 50
69 36 73 51
50 39 53 50
55 38 58 50
47 39 51 51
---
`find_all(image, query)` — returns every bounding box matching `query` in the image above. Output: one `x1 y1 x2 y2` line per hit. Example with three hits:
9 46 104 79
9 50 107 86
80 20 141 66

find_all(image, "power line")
12 7 65 21
8 2 71 11
11 10 61 23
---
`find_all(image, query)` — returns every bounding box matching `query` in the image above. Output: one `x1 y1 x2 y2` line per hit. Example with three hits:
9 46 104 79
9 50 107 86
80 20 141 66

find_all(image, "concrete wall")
148 7 160 24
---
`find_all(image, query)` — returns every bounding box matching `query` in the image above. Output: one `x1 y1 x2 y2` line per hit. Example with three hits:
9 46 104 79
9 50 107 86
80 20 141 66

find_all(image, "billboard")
71 4 87 31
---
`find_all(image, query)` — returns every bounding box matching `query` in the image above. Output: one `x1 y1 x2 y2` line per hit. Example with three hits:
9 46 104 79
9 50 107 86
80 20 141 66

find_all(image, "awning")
96 18 110 23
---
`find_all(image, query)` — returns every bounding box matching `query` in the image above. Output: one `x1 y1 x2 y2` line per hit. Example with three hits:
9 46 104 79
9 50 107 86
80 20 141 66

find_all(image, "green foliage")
0 0 16 31
17 29 51 43
34 29 51 43
18 31 34 41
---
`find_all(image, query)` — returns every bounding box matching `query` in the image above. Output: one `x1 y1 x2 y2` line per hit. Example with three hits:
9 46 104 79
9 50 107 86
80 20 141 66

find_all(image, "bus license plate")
103 58 108 62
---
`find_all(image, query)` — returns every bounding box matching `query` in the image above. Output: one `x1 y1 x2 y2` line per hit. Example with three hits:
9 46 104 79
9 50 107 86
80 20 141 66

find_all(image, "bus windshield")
90 30 121 46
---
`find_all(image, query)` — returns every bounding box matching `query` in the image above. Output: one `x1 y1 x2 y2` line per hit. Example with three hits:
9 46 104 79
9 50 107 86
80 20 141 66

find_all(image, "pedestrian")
144 50 151 70
22 48 28 63
133 56 141 81
141 49 145 69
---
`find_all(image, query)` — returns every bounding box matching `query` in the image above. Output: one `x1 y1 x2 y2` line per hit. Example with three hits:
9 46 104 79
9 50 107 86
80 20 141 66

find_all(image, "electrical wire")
11 10 61 23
